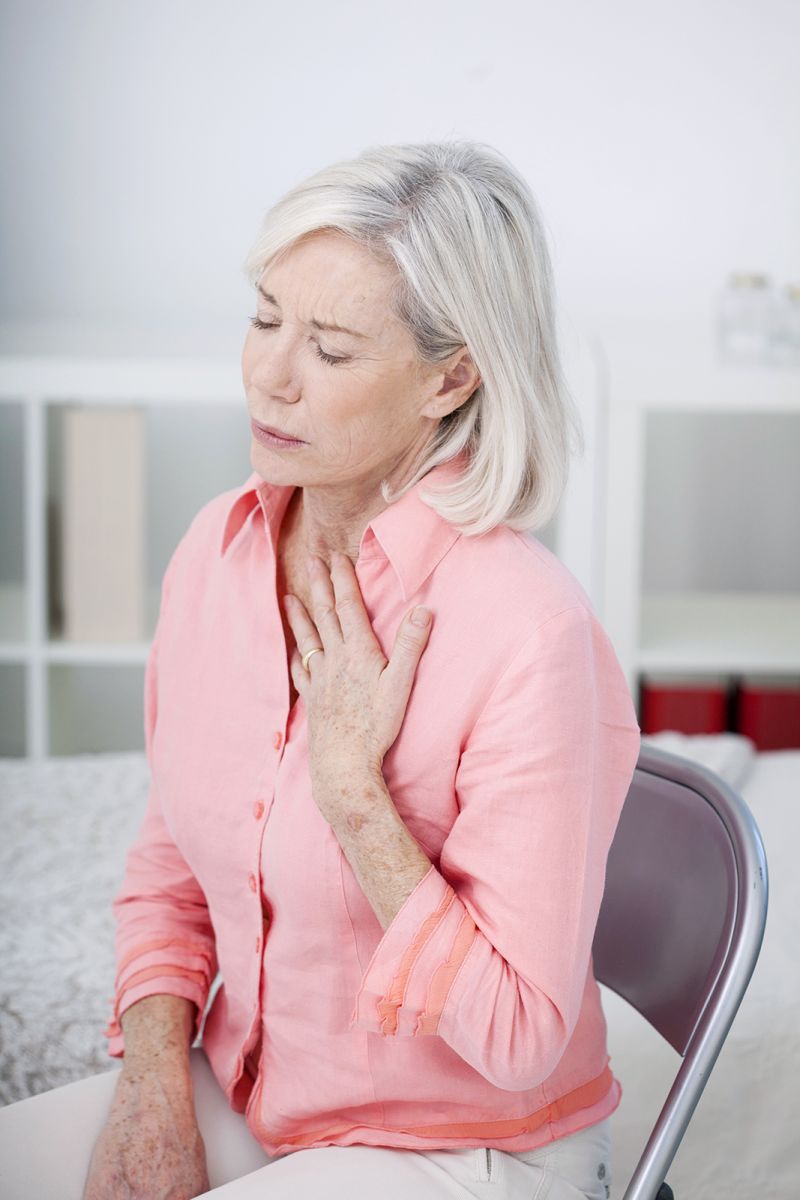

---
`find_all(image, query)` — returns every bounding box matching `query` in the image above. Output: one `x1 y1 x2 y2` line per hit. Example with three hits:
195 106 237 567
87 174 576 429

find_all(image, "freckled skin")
82 996 209 1199
82 1069 209 1200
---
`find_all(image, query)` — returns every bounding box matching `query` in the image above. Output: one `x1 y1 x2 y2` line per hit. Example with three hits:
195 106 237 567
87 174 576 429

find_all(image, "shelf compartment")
0 401 26 643
0 663 26 756
638 591 800 674
735 676 800 750
48 662 147 756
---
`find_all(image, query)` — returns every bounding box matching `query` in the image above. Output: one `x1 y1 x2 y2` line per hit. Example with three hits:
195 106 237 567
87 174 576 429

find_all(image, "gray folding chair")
592 741 769 1200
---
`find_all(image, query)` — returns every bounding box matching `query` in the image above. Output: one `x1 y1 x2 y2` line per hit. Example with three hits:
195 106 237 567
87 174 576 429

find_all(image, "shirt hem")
245 1062 617 1158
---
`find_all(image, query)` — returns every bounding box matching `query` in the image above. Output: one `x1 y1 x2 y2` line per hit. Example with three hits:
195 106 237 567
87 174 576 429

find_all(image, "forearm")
119 994 198 1082
321 767 433 932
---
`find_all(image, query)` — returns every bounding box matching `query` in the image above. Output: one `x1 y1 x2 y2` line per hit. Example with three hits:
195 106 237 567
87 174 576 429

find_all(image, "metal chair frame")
591 742 769 1200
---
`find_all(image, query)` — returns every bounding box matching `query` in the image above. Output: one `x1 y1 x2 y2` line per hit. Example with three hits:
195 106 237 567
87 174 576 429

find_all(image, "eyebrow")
256 285 370 339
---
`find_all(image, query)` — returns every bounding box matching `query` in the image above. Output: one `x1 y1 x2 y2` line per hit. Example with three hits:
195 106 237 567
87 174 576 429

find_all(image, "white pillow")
641 731 757 791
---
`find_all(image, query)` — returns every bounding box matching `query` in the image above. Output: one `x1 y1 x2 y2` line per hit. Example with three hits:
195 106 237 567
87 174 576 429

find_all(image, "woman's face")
242 229 469 489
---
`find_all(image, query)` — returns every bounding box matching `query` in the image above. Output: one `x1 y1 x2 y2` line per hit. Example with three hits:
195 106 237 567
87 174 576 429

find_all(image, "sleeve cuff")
349 863 479 1037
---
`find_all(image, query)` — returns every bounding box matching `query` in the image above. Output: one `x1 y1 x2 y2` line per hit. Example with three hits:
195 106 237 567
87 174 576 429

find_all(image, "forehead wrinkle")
256 283 372 340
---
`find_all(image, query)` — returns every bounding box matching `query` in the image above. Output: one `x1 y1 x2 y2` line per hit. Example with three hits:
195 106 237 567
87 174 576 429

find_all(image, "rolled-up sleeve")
349 604 641 1092
103 551 218 1058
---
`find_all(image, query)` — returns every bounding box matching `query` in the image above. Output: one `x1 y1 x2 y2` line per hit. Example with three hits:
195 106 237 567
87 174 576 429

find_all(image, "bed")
0 734 797 1198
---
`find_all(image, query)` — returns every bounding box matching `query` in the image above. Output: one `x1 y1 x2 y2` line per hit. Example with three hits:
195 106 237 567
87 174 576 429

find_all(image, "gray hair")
241 140 584 536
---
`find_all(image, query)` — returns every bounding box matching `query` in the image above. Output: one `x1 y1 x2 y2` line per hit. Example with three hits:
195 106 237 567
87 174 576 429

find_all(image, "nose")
246 328 302 402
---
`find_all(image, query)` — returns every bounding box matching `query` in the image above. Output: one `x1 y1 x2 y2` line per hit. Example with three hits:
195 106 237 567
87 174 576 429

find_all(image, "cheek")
341 405 398 448
315 379 375 431
343 372 411 425
241 332 258 375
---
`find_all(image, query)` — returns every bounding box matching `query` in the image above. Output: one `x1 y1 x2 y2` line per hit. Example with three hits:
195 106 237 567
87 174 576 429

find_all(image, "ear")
422 348 481 419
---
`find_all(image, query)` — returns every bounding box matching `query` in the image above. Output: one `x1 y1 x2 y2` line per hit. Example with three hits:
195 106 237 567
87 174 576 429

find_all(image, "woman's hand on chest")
281 549 433 816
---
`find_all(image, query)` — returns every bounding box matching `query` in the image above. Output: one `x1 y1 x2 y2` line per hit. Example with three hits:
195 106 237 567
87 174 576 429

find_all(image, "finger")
288 645 308 694
283 593 326 660
381 606 432 697
306 554 343 645
329 549 381 644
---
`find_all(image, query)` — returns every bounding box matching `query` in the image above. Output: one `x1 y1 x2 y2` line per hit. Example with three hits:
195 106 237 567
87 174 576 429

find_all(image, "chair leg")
655 1184 674 1200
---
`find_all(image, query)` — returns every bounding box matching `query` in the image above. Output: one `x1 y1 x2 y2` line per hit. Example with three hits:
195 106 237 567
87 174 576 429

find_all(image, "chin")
249 445 305 479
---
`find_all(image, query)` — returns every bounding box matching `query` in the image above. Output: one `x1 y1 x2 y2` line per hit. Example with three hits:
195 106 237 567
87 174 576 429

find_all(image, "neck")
292 481 386 569
291 441 431 569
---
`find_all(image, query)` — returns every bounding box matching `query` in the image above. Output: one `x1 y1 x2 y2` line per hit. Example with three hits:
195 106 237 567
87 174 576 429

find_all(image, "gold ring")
301 646 324 671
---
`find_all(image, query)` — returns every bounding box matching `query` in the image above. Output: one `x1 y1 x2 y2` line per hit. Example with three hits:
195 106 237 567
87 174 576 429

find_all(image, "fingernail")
411 607 431 626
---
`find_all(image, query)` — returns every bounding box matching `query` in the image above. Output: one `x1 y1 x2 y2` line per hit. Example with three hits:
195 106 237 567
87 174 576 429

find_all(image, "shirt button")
273 731 283 750
253 799 265 820
248 873 257 893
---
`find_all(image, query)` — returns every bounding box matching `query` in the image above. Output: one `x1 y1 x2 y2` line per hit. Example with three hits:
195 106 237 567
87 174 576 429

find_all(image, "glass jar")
716 272 774 364
768 284 800 366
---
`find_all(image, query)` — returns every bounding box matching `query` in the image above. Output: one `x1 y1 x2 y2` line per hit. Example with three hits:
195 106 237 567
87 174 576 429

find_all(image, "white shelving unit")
598 327 800 699
0 330 608 760
0 356 246 760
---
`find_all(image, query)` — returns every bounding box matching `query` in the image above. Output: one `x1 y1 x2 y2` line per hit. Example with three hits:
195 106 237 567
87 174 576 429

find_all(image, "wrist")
312 757 384 791
122 1038 192 1071
114 1059 198 1125
119 1049 194 1099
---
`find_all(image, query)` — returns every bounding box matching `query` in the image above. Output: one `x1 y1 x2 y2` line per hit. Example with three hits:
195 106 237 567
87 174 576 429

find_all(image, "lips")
253 420 305 443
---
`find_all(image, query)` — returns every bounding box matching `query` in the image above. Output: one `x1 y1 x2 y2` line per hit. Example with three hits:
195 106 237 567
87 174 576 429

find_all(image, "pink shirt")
104 450 641 1158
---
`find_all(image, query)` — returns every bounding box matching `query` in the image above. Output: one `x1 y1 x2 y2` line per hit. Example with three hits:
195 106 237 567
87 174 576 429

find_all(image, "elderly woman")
1 140 640 1200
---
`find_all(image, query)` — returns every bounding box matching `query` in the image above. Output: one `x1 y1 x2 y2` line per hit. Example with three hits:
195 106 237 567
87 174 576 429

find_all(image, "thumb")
409 606 432 630
384 606 432 684
396 606 432 652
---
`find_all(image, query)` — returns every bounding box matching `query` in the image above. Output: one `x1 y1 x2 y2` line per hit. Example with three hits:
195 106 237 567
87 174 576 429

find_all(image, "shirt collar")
218 450 469 601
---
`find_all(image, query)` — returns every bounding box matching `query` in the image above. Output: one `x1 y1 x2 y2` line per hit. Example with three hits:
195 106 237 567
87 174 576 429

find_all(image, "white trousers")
0 1048 613 1199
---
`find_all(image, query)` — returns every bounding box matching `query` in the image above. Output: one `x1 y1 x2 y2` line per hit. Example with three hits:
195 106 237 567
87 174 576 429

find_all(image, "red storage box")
639 675 730 735
735 676 800 750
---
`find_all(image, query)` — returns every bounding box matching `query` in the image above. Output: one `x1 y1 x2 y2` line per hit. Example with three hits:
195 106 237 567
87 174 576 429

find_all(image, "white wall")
1 0 798 592
643 412 800 592
1 0 797 355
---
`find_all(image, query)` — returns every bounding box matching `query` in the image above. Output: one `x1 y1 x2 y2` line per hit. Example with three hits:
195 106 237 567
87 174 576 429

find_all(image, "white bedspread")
0 754 148 1101
0 743 798 1198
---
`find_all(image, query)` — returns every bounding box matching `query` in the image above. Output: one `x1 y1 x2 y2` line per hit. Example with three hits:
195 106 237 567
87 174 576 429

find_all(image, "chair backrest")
592 742 769 1200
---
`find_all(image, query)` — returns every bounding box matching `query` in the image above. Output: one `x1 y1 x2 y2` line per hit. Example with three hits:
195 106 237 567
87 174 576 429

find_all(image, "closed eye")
248 316 350 366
